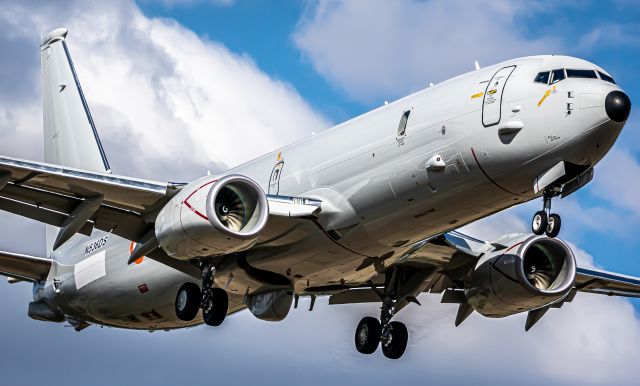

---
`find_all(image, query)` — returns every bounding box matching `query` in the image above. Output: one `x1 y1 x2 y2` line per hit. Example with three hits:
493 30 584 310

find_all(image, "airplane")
0 27 638 360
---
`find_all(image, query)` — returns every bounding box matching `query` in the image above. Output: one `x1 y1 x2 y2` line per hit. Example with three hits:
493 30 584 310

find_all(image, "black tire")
203 288 228 327
355 317 381 354
546 213 561 238
381 321 408 360
175 283 201 322
532 211 548 235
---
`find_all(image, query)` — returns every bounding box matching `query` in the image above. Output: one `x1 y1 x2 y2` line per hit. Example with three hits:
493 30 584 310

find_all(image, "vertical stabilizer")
41 28 110 255
41 28 110 173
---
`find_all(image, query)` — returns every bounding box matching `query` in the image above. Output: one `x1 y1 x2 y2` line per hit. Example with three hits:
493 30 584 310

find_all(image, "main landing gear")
200 262 228 326
532 192 561 238
355 297 409 360
175 262 228 326
354 269 409 359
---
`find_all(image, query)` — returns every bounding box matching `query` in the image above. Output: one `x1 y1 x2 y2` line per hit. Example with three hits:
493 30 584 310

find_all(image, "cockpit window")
534 71 550 84
566 69 597 79
550 69 565 84
597 71 616 84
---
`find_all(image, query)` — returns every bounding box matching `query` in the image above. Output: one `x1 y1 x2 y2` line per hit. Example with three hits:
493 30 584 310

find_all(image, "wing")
0 155 322 275
330 230 640 305
404 231 640 299
0 250 52 282
575 267 640 298
329 231 486 308
0 155 180 245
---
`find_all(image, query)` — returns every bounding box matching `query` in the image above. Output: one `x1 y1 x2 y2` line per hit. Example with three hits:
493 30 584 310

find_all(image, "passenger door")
482 66 516 127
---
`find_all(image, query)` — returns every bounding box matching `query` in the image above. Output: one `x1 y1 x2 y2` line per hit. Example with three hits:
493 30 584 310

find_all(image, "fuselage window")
566 69 597 79
597 71 616 84
534 71 550 84
550 68 565 84
397 110 411 137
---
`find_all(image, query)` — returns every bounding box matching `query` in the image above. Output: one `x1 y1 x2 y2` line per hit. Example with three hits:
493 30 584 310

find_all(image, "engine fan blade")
528 271 553 289
525 252 555 290
216 187 246 232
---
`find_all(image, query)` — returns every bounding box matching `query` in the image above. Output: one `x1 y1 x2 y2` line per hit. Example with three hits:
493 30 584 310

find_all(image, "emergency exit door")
482 65 516 127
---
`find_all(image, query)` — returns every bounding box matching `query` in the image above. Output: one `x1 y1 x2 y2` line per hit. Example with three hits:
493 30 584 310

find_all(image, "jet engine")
465 235 576 317
155 174 269 260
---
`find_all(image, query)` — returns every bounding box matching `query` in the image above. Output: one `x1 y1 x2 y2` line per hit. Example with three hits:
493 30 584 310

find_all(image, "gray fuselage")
39 55 625 330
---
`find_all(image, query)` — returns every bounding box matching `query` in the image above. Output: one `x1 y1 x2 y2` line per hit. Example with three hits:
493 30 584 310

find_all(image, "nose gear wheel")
531 192 562 238
532 211 547 235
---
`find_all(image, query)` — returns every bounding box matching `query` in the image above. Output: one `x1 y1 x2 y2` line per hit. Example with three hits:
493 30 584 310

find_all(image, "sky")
0 0 639 385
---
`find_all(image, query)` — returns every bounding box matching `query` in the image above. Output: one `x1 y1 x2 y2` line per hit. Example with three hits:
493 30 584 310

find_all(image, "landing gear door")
482 65 516 127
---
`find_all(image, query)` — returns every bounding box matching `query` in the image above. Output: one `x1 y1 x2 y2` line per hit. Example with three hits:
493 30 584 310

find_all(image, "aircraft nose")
605 90 631 122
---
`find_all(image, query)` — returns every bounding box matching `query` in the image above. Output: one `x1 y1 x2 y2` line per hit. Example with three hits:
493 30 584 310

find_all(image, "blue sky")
139 0 363 121
0 1 639 384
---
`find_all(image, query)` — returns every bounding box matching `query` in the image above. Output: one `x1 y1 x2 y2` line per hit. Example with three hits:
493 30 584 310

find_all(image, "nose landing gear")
532 192 561 237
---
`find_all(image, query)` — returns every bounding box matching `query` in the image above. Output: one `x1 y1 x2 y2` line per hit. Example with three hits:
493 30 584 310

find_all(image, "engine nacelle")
465 235 576 318
155 174 269 260
246 289 293 322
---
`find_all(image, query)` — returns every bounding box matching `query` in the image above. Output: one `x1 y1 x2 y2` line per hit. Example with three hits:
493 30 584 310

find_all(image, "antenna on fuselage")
475 60 481 70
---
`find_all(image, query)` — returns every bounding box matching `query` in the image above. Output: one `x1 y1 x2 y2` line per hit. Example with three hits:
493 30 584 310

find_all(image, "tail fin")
40 28 110 173
41 28 110 256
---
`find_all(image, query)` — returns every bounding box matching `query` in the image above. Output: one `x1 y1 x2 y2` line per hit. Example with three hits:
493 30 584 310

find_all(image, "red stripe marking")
504 241 524 254
183 180 217 220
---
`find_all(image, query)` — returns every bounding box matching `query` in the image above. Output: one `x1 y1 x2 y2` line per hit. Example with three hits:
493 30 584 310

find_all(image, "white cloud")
293 0 561 103
578 22 640 51
0 0 329 180
590 149 640 215
141 0 236 8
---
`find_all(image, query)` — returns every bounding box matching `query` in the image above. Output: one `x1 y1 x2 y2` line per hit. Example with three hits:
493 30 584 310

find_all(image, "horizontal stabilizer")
0 251 51 282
